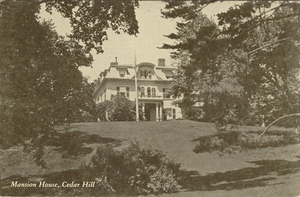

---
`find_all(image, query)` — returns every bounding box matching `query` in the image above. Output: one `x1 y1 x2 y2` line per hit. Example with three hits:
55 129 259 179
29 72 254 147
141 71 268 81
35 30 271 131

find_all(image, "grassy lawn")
1 120 300 196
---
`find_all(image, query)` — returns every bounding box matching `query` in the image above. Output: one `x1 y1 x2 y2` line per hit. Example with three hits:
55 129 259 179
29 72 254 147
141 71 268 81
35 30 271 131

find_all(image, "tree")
77 77 98 122
0 0 139 166
97 95 139 122
161 12 247 126
161 1 300 128
44 0 139 54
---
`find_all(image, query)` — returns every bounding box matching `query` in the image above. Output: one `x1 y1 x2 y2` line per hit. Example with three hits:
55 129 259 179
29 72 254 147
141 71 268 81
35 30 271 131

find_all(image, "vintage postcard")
1 0 299 196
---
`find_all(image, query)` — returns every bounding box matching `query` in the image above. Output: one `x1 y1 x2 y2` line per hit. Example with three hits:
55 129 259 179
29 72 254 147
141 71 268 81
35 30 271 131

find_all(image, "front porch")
139 101 163 121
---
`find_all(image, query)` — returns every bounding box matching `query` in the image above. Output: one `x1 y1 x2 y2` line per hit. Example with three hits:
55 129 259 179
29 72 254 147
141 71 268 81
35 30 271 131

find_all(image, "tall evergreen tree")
161 1 300 127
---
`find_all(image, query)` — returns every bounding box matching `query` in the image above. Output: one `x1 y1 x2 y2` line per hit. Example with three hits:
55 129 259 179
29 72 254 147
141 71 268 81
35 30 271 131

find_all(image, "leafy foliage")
44 0 139 53
83 142 181 195
97 95 142 121
0 0 139 166
75 77 98 122
161 1 300 128
193 130 300 155
182 106 204 121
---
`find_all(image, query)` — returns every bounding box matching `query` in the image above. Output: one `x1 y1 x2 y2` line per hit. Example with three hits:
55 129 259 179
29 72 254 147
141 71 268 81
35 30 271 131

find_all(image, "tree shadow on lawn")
1 159 299 196
192 130 300 154
179 159 300 192
45 130 121 158
193 130 300 144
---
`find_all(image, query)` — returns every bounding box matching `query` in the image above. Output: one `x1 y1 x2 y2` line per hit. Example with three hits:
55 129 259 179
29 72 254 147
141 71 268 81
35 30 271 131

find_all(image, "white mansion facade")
93 58 182 121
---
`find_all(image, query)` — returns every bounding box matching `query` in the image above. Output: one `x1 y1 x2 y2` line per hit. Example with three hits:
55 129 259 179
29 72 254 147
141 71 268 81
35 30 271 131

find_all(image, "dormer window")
119 68 126 77
140 69 152 79
142 70 148 79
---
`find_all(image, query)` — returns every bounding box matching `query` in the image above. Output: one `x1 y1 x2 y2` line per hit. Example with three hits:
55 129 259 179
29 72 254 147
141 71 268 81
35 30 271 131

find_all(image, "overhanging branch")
248 37 294 55
258 113 300 141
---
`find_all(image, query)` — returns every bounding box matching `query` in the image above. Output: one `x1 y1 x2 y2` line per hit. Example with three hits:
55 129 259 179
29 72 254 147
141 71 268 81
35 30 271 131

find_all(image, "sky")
40 1 242 82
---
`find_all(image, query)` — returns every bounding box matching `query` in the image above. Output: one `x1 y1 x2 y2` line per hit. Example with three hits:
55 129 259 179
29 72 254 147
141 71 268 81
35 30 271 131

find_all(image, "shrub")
107 95 136 121
96 95 144 121
83 142 181 195
193 130 300 155
147 166 181 193
96 100 111 121
182 107 204 121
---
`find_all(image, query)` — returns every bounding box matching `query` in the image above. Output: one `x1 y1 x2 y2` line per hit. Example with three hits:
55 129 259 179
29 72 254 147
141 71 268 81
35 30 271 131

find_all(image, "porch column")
142 102 145 120
159 103 163 121
156 103 159 121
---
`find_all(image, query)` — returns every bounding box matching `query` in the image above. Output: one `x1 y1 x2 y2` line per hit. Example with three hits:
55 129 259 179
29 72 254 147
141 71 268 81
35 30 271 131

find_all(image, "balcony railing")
139 95 162 99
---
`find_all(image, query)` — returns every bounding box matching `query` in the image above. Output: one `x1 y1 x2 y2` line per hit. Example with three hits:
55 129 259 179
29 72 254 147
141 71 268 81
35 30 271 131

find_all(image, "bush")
96 95 143 121
182 107 204 121
83 142 181 195
193 130 300 155
96 100 112 121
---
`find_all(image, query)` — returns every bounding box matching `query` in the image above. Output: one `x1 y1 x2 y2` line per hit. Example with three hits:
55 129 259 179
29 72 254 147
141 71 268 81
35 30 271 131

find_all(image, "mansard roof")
94 59 175 96
99 61 174 80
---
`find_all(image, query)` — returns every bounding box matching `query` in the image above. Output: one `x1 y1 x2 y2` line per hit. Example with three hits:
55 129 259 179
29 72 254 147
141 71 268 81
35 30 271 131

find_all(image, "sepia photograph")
0 0 299 196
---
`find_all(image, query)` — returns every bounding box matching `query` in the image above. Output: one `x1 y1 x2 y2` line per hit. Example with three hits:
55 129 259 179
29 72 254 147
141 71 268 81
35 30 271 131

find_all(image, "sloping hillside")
1 120 299 197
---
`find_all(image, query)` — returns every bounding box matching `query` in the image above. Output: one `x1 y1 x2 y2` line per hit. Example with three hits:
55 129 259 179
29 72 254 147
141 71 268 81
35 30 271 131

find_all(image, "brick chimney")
110 57 118 66
158 58 165 67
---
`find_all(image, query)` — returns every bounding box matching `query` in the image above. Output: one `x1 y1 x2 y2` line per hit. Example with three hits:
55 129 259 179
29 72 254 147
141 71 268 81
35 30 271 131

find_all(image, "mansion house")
93 58 182 121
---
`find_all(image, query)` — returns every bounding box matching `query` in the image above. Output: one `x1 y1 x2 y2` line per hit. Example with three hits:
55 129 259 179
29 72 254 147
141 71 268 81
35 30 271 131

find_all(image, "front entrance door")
145 103 156 121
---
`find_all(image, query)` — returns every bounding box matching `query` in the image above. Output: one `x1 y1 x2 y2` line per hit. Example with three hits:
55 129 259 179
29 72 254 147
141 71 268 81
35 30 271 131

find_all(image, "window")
141 87 145 97
165 108 171 117
163 88 170 98
119 69 126 77
138 87 141 96
117 87 129 97
173 109 176 119
140 70 152 79
104 89 106 101
147 87 151 97
152 88 156 97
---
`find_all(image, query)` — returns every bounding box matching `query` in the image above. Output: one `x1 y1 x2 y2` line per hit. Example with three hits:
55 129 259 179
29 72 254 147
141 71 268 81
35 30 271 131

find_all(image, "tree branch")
258 113 300 140
248 37 294 54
